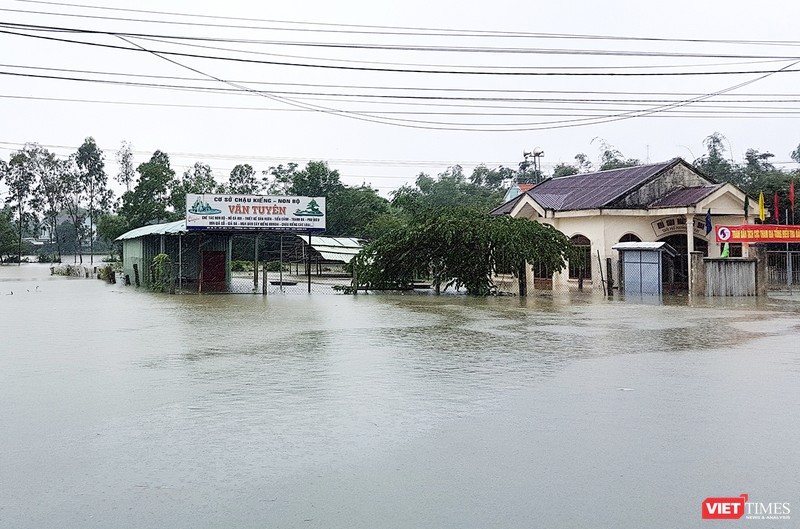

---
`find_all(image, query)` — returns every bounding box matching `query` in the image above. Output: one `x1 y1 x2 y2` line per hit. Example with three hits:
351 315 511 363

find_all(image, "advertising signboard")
186 193 326 231
715 225 800 243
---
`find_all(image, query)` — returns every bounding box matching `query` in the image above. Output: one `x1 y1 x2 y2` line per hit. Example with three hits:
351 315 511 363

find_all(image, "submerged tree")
31 149 68 260
353 208 572 296
3 144 42 263
76 137 112 264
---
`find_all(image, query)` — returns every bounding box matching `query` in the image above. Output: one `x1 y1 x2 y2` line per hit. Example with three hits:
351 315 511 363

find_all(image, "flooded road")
1 264 799 528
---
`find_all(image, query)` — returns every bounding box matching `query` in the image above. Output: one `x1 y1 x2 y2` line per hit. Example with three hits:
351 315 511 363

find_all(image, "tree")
76 137 112 264
223 164 261 194
30 149 68 260
594 139 640 171
3 144 42 263
115 141 135 192
325 185 390 237
792 144 800 165
262 162 298 194
119 150 177 228
552 163 579 178
171 162 218 214
60 156 89 263
391 166 504 216
693 133 735 183
469 164 515 190
96 213 129 259
353 208 572 295
0 207 17 261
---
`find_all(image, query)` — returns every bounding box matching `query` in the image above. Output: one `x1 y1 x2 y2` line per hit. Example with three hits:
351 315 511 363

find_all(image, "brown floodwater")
1 263 799 528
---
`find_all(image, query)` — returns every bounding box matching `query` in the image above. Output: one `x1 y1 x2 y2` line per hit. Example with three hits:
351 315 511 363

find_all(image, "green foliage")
150 253 172 292
594 139 640 171
692 133 795 212
326 185 390 237
552 163 579 178
264 161 343 197
119 150 177 228
171 162 218 213
391 166 504 216
230 259 252 272
353 208 572 296
469 164 515 190
222 164 262 194
37 252 61 263
264 260 289 272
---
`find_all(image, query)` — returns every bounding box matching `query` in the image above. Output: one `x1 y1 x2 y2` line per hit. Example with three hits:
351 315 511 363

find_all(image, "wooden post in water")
133 263 140 287
262 265 268 296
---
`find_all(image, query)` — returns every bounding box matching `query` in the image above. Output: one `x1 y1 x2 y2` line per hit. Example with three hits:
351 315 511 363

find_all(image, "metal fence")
766 250 800 291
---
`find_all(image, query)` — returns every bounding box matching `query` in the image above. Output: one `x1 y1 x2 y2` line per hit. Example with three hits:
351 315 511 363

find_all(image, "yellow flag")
758 191 765 221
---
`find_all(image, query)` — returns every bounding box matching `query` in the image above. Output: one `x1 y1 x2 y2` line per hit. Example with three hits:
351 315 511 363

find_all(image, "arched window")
569 235 592 280
619 233 641 243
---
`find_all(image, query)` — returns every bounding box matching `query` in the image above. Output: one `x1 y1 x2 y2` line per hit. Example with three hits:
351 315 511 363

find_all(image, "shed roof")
308 236 363 263
116 220 187 240
612 241 677 256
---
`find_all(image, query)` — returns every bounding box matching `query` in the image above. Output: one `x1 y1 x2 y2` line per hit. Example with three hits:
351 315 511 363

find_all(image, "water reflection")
1 264 799 528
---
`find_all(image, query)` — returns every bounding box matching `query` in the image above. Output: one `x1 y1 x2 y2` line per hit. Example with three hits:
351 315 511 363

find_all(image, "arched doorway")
658 234 708 289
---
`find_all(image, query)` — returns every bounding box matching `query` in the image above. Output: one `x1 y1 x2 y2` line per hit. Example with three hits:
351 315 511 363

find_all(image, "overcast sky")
2 0 800 196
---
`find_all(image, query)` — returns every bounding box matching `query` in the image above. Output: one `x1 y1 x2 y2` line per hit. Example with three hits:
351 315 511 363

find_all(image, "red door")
202 251 227 292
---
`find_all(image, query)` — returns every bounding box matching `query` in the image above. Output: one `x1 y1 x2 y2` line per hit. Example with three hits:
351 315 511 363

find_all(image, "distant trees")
692 132 797 214
4 144 42 263
76 137 112 263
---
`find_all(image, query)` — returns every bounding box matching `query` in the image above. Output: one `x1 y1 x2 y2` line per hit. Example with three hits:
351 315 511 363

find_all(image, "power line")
7 70 800 108
6 63 800 98
4 26 800 79
8 0 800 48
4 21 800 62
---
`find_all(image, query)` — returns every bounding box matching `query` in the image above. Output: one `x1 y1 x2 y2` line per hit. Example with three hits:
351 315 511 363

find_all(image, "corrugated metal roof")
528 159 680 211
648 184 722 207
116 220 187 240
308 236 363 263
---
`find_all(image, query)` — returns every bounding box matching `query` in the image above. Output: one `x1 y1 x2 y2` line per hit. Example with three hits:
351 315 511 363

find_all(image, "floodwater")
1 264 799 528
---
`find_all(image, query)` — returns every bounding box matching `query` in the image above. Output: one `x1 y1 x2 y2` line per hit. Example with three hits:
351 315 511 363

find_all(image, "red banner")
716 225 800 243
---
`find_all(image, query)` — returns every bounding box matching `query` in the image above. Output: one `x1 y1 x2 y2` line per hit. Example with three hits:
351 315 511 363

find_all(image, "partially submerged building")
116 220 362 293
491 158 753 292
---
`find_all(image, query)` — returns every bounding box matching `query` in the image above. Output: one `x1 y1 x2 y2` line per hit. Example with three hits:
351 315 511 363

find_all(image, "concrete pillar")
686 213 695 285
752 245 768 297
690 251 706 297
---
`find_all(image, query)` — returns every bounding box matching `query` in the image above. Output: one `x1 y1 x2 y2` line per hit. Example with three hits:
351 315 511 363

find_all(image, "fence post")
307 232 312 294
253 234 259 292
352 259 358 295
262 265 268 296
133 263 140 287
